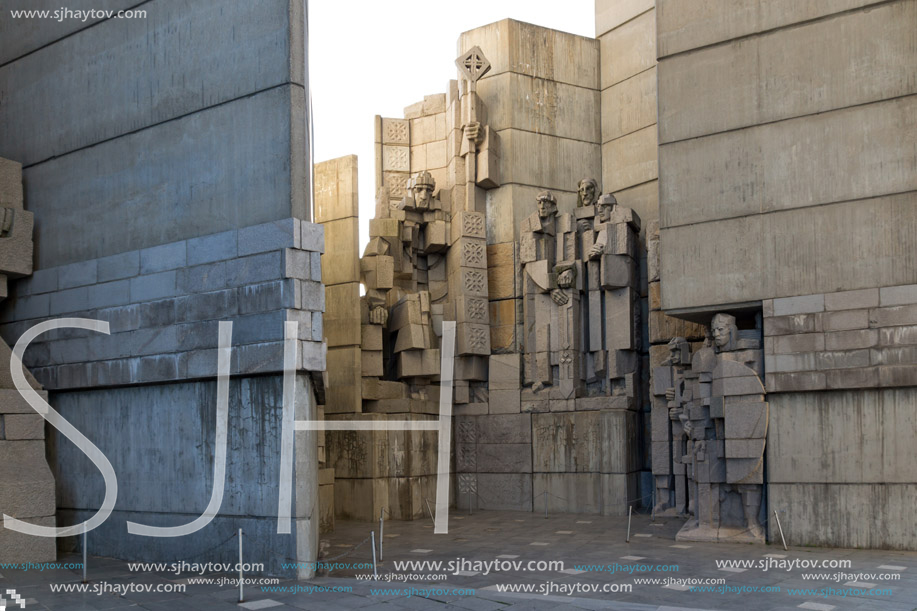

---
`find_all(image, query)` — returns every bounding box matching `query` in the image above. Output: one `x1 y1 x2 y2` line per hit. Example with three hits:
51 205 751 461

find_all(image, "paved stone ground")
2 511 915 610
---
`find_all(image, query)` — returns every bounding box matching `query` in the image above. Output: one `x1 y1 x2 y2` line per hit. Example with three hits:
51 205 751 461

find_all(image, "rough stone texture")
0 220 326 387
0 160 54 563
51 374 318 576
659 1 916 144
762 285 917 393
0 0 318 573
657 0 888 58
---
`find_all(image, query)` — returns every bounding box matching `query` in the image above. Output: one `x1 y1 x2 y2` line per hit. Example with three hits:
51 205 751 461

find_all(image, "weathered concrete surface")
599 9 655 89
22 86 308 268
659 1 917 144
657 0 889 58
659 193 917 309
595 0 654 37
602 67 657 143
459 19 599 90
0 0 302 166
0 0 136 64
767 389 917 484
768 483 917 550
660 96 917 230
51 374 318 576
478 73 601 144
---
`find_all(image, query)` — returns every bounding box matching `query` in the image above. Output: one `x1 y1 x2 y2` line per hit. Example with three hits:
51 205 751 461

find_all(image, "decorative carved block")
383 172 409 199
462 240 486 268
382 118 409 144
462 269 487 296
382 146 409 172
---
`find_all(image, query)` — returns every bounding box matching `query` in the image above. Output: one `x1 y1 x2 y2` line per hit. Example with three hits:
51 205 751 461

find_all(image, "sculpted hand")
551 289 569 305
588 243 604 259
370 306 388 326
665 388 676 401
557 269 574 289
463 122 482 144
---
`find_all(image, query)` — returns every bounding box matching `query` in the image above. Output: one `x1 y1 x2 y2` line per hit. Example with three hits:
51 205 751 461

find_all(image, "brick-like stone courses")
0 218 326 390
763 286 917 392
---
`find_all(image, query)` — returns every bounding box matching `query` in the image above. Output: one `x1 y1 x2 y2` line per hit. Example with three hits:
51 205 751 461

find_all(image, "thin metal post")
543 491 548 519
774 510 788 551
238 528 244 603
370 531 378 580
626 506 633 543
81 523 87 583
379 509 384 562
425 498 435 526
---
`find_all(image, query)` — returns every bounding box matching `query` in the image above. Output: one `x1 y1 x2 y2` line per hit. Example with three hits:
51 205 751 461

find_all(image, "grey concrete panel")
499 130 601 194
477 73 601 144
660 96 917 229
659 1 917 143
0 0 136 64
660 194 917 309
51 376 286 515
24 86 300 268
601 67 657 143
459 19 599 90
599 10 655 89
767 388 917 484
595 0 654 37
768 482 917 550
0 0 298 166
657 0 889 58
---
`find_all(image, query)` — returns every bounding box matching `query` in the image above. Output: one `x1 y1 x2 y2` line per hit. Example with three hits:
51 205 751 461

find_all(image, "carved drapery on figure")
653 313 768 543
520 183 641 401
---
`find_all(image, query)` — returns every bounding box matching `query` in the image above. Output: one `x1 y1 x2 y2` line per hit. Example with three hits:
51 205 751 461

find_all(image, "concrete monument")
656 313 768 543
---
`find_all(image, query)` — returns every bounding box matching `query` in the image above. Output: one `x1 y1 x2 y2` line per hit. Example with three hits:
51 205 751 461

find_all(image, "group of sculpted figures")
520 179 641 400
653 314 769 542
359 164 768 541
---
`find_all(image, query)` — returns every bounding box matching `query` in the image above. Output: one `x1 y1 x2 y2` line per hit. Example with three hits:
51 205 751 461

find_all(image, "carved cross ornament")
455 46 491 83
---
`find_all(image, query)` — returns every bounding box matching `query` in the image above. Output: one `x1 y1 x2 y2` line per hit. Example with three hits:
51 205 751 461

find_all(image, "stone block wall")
0 219 326 574
651 0 917 548
0 0 320 571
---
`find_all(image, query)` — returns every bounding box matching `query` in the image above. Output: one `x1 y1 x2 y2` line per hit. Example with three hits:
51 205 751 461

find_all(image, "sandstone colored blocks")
320 217 360 286
324 346 361 414
323 283 361 348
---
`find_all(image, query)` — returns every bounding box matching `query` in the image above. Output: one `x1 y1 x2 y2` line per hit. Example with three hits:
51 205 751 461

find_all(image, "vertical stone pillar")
0 157 55 562
315 155 362 414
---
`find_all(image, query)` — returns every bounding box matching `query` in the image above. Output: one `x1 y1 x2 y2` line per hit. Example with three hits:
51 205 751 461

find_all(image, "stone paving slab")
1 511 915 610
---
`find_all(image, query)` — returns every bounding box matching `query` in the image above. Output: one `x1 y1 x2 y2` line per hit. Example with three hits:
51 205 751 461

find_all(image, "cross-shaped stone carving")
455 46 491 83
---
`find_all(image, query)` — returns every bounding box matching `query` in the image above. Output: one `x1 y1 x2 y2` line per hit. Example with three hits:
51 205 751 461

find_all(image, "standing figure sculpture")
580 193 641 397
520 190 581 397
675 313 768 542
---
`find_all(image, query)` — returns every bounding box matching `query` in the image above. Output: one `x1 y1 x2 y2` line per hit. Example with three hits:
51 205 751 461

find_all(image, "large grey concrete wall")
0 0 323 571
0 0 310 267
656 0 917 311
653 0 917 549
53 374 317 576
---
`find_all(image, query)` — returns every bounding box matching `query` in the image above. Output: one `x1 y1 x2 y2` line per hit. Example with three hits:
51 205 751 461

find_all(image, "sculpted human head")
536 190 557 219
711 313 738 351
596 193 617 223
577 178 598 207
411 171 435 209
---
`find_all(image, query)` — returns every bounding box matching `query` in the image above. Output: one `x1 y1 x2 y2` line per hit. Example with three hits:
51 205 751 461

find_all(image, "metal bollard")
238 528 244 603
371 531 379 580
82 524 88 583
774 510 788 551
626 506 633 543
